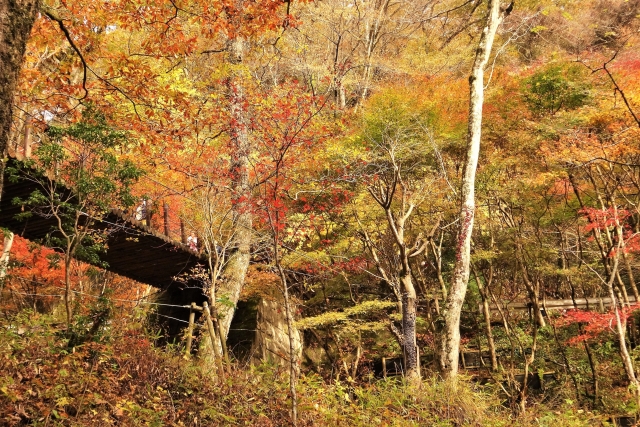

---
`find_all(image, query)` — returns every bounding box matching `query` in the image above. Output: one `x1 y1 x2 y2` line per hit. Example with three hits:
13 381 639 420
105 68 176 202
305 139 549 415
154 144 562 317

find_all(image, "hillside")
2 0 640 425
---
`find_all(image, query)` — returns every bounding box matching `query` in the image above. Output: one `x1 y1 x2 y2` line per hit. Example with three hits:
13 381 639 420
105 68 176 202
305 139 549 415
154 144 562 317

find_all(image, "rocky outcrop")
251 297 302 371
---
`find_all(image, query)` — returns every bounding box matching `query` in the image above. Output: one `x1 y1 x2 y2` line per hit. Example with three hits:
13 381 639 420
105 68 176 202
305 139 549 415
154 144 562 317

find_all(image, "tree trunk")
472 267 498 371
430 236 448 300
622 250 639 301
519 260 546 327
518 324 537 414
439 0 508 380
0 0 39 198
607 248 640 405
199 249 231 372
22 114 31 158
180 219 187 244
400 272 420 384
357 0 391 110
609 210 640 405
217 30 253 342
0 231 14 294
583 341 599 405
64 253 73 328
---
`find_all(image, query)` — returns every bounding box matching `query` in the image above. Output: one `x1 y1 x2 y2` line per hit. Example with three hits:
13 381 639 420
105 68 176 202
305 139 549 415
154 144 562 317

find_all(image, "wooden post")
382 357 387 379
146 199 153 227
184 303 196 358
599 298 605 313
163 201 170 237
211 307 231 373
203 301 225 377
180 220 187 244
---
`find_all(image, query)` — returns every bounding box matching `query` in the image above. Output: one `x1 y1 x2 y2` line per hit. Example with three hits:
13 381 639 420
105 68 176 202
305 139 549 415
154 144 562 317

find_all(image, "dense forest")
2 0 640 425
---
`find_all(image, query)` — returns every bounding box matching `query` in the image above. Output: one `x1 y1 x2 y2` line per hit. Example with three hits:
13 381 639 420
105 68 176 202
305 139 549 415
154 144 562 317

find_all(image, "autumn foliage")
4 0 640 423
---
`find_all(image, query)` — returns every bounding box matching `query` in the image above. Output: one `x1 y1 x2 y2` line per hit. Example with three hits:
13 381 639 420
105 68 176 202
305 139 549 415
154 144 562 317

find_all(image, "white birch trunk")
439 0 509 380
0 232 14 293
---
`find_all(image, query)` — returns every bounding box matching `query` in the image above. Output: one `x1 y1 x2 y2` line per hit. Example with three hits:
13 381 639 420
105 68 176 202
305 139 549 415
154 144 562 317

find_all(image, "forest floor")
0 307 627 426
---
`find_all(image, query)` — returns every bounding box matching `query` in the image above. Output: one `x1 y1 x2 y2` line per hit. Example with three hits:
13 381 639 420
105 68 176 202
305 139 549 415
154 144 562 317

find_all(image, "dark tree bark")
0 0 40 198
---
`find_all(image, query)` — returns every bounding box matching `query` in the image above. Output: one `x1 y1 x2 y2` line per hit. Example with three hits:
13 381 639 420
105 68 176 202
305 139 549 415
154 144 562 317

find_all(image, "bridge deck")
0 159 204 289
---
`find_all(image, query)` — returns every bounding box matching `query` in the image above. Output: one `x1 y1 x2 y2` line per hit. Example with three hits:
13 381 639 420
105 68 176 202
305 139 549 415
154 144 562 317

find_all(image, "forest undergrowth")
0 300 612 427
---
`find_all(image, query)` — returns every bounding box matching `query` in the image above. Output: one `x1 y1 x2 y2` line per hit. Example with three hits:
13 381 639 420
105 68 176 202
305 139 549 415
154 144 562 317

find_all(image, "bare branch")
42 8 88 101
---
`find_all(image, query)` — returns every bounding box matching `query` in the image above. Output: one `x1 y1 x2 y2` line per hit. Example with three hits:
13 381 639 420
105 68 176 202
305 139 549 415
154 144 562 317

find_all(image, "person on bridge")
187 232 198 252
135 199 148 224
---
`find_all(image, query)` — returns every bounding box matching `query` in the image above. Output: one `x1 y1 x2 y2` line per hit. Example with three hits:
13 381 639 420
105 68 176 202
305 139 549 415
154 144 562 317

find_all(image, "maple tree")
0 233 65 314
251 82 329 424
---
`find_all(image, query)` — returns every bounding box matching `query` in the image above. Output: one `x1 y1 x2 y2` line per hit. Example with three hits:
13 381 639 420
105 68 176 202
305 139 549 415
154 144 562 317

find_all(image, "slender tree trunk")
351 331 362 379
439 0 509 380
22 114 31 158
607 249 640 404
0 231 14 294
201 245 230 371
609 209 640 405
472 267 498 371
430 236 448 300
583 341 599 405
0 0 39 198
217 27 253 342
518 325 537 415
357 0 391 110
64 253 73 328
163 201 170 236
202 301 225 378
622 250 639 301
518 254 546 327
357 210 421 379
180 219 187 244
